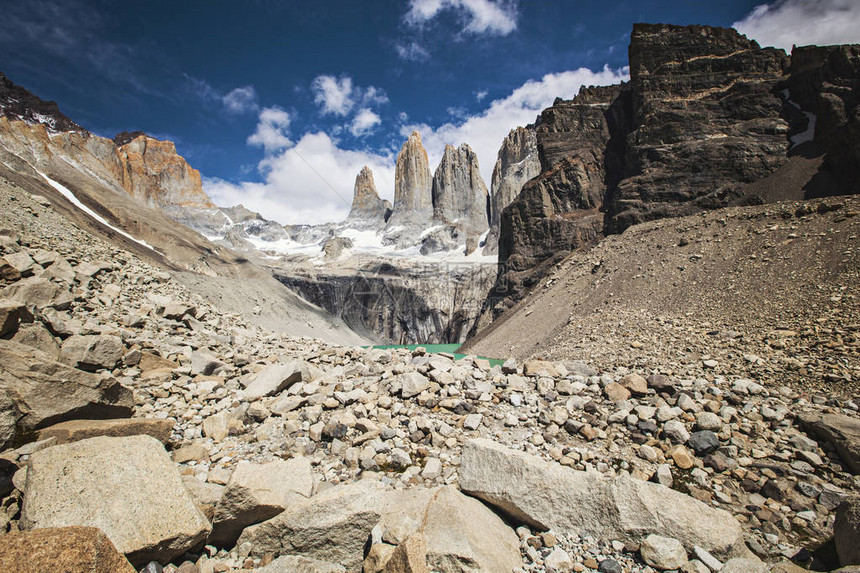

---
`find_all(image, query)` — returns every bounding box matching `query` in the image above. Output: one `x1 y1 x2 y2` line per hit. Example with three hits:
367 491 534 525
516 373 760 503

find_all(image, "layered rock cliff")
604 23 790 233
480 23 860 325
347 166 391 225
483 126 540 256
501 85 621 272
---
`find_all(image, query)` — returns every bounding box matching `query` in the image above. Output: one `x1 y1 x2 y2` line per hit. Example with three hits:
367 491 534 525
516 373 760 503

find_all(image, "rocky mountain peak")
113 131 149 147
390 130 433 221
431 142 489 235
0 70 83 133
347 165 391 223
114 135 215 211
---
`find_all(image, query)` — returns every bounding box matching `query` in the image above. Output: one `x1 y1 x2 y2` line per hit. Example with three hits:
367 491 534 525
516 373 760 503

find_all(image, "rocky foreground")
0 165 859 572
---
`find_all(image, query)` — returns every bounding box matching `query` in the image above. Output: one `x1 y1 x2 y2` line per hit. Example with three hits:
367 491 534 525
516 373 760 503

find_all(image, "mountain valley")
0 20 858 573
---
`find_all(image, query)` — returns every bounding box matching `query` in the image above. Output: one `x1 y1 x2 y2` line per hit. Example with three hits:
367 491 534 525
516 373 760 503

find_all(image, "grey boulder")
60 334 124 371
243 361 311 401
0 339 132 448
209 457 315 547
21 435 211 566
459 438 748 559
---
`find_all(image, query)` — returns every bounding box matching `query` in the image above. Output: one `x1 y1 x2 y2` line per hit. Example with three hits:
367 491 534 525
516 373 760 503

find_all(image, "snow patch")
36 171 162 255
782 89 817 148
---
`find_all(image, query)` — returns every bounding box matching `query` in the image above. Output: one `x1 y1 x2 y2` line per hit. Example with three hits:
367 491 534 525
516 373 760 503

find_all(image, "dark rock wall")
274 262 497 344
605 23 790 233
479 23 860 326
784 44 860 195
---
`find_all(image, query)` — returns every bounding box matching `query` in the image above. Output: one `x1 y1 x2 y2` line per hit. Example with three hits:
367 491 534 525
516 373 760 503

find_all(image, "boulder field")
0 175 857 572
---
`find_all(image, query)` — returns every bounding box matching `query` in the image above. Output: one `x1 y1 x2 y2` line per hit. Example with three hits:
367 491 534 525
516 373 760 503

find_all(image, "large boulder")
0 526 136 573
0 339 133 449
459 438 747 559
35 417 175 445
241 480 520 573
238 480 388 570
798 412 860 474
2 277 64 309
60 334 124 371
21 435 211 566
209 457 315 547
386 485 521 573
835 497 860 567
243 361 311 401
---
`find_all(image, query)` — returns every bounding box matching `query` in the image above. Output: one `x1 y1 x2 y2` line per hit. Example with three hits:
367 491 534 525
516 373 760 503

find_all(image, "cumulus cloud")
311 75 355 116
205 132 396 226
350 108 382 136
734 0 860 51
222 86 259 114
310 75 389 119
404 0 518 35
247 106 292 152
402 65 629 185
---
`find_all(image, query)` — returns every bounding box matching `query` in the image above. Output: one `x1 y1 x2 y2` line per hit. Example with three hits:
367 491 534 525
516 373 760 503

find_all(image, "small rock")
640 534 688 570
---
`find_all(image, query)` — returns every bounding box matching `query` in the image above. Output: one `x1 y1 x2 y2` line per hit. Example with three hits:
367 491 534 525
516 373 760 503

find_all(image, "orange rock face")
0 526 137 573
115 135 214 208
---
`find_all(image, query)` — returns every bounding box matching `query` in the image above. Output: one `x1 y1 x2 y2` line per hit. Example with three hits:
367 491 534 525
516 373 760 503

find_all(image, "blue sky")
2 0 859 224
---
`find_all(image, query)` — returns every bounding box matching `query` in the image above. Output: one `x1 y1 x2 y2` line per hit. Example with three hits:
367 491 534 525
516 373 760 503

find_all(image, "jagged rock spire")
390 130 433 223
347 166 390 222
431 143 489 235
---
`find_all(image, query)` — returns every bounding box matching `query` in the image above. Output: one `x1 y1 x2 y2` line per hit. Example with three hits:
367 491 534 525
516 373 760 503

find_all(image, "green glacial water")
369 344 505 367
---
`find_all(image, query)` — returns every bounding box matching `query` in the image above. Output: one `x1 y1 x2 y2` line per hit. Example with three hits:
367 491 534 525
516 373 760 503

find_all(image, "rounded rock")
640 534 688 570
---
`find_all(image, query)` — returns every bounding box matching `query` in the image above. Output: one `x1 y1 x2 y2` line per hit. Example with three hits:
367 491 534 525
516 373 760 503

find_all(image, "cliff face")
604 23 790 233
347 165 391 224
431 143 489 236
500 85 621 270
480 23 859 326
784 44 860 195
484 126 540 256
115 134 214 210
273 260 497 344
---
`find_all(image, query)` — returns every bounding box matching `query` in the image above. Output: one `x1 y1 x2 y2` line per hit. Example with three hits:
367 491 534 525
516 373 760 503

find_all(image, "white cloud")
311 75 355 116
402 65 629 186
404 0 518 35
205 132 396 226
475 90 488 101
247 106 292 152
734 0 860 51
310 75 389 120
350 108 382 136
395 41 431 61
222 86 259 114
362 86 389 107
